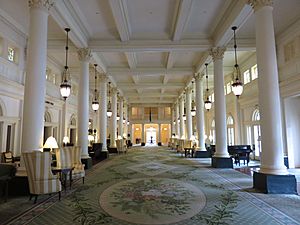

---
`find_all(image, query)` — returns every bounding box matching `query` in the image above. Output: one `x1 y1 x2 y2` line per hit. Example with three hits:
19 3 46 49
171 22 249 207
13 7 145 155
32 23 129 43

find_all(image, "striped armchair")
55 146 85 184
22 151 61 203
116 139 127 154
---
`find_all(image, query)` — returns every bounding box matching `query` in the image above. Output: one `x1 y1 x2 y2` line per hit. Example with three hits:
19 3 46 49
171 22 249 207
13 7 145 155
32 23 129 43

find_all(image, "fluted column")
124 103 128 137
194 73 206 151
234 98 242 145
210 47 230 158
175 102 180 137
21 0 54 153
110 88 117 148
249 0 287 175
118 96 124 138
77 48 91 158
186 87 193 140
99 75 108 151
158 124 161 143
61 102 68 145
171 107 175 136
141 124 145 143
179 96 185 139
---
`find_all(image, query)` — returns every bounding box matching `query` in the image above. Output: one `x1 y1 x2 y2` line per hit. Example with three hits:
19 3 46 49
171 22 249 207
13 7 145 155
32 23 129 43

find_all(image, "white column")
210 47 229 158
186 87 193 140
234 98 242 145
194 73 206 151
179 96 185 139
249 0 287 175
61 102 68 145
175 102 180 137
77 48 91 158
171 107 175 136
141 124 145 143
124 103 128 137
158 124 161 143
110 88 117 147
21 1 53 152
99 75 108 151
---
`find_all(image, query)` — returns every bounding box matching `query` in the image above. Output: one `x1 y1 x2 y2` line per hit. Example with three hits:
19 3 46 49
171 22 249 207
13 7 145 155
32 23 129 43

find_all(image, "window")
243 69 251 84
227 115 234 145
251 64 258 80
8 47 15 62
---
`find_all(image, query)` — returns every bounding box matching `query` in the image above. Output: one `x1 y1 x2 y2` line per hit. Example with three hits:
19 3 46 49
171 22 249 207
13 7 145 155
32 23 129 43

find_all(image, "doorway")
146 127 156 144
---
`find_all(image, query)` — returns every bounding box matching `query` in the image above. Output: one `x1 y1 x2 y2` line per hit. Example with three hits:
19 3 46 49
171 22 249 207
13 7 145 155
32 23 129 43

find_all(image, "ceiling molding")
117 83 185 89
107 67 193 76
125 52 137 68
125 93 177 98
166 52 177 69
89 39 212 52
212 0 252 47
108 0 131 41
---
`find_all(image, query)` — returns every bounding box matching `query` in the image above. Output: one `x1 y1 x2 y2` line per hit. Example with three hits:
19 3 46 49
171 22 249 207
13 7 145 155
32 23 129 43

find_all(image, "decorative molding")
248 0 273 11
28 0 55 11
77 48 92 62
98 74 108 83
111 87 118 95
210 47 226 61
194 73 205 81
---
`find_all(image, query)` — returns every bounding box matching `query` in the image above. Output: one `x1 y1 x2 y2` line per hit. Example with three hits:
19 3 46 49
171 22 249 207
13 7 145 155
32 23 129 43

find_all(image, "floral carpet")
5 146 300 225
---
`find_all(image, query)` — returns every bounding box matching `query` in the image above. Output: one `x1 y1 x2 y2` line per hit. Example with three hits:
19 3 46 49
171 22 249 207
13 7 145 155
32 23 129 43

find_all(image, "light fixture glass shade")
116 115 120 121
191 109 196 117
92 100 99 111
60 81 71 99
232 80 243 97
127 121 130 125
62 136 69 144
183 114 186 121
123 119 126 124
173 120 176 125
204 99 212 111
107 110 112 117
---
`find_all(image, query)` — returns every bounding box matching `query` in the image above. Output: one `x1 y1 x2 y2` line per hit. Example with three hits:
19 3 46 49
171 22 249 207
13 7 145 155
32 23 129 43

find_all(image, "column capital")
77 48 92 62
194 72 204 81
118 96 124 102
248 0 273 11
111 87 118 95
28 0 54 11
185 86 193 94
98 74 108 83
210 47 226 61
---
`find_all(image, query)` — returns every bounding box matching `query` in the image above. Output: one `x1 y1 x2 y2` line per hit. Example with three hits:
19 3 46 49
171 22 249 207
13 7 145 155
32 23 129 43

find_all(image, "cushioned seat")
22 151 62 203
55 146 85 184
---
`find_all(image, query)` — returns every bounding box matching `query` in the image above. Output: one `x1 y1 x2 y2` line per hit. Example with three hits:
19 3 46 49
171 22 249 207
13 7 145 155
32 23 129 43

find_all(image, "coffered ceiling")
1 0 300 106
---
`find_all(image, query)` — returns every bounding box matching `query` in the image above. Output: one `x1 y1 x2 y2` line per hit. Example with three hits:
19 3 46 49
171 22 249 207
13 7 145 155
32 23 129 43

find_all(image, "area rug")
6 146 300 225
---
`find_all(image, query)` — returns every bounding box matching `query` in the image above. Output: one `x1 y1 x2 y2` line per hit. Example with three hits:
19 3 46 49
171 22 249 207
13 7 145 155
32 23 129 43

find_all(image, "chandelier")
91 64 99 111
60 28 71 100
231 26 243 97
204 63 212 111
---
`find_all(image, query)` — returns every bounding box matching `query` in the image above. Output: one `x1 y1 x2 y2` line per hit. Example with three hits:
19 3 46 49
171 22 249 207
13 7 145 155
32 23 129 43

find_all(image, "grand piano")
207 145 253 166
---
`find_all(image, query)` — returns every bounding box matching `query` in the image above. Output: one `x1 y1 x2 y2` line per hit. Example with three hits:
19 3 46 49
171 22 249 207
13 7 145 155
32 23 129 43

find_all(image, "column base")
194 150 211 158
81 157 93 169
253 171 297 194
284 156 289 168
108 147 118 154
99 151 109 159
211 157 233 168
141 142 145 146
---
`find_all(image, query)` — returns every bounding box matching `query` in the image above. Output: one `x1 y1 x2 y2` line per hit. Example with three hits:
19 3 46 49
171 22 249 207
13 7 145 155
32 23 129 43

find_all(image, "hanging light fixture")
204 63 212 111
60 28 71 100
91 64 99 112
191 81 196 116
107 82 112 117
183 107 186 121
231 26 243 97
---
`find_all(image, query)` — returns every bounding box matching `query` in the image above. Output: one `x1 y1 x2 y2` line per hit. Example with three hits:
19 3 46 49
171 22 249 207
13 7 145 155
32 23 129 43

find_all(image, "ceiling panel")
173 52 202 67
136 52 168 67
74 0 119 39
101 52 128 67
127 0 179 39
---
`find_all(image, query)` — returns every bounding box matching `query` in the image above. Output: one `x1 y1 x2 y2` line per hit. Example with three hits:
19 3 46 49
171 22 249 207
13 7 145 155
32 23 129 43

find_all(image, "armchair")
22 151 61 203
55 146 85 184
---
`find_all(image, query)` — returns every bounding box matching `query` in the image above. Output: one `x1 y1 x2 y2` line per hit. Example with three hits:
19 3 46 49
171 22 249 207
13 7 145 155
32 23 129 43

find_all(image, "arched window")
252 109 260 121
44 111 51 123
227 115 234 145
251 109 261 159
70 115 76 126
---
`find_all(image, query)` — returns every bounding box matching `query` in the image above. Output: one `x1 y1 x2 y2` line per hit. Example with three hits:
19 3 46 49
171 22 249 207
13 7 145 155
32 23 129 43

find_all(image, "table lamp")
63 136 69 146
43 136 59 152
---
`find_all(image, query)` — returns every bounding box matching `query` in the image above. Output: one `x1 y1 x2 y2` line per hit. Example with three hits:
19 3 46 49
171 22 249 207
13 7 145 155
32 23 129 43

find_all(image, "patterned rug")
4 146 300 225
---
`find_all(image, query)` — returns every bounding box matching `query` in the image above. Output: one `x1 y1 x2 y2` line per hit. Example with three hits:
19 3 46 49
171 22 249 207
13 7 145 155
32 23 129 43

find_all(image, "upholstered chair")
22 151 61 203
55 147 85 184
116 139 127 154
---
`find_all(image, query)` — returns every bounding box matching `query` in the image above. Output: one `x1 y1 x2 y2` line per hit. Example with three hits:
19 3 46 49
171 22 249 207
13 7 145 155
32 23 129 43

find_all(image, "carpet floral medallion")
128 162 176 176
100 178 206 224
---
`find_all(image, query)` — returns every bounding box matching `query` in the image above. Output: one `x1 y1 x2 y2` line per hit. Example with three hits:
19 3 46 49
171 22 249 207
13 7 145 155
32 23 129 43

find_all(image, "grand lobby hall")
1 0 300 224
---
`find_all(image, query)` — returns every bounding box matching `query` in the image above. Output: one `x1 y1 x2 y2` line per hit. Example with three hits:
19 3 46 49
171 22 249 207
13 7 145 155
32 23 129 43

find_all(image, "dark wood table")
184 148 195 158
51 166 74 191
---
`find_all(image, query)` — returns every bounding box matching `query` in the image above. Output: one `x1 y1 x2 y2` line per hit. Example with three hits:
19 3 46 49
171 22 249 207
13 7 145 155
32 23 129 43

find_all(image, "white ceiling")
1 0 300 106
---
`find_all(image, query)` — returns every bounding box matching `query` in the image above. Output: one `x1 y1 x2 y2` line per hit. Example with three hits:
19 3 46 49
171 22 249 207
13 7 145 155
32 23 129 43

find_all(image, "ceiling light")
204 63 212 111
60 28 71 100
91 64 99 112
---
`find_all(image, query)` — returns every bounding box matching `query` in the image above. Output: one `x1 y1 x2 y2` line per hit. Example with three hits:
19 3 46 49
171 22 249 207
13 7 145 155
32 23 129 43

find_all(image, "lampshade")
92 101 99 111
232 80 243 97
43 136 58 150
123 119 126 124
116 115 120 121
62 136 69 144
60 81 71 99
88 135 94 141
127 121 130 125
